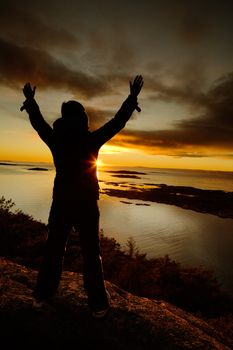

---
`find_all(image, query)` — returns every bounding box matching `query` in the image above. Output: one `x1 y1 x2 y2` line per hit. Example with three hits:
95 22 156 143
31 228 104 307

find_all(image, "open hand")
20 83 36 111
22 82 36 99
130 75 143 97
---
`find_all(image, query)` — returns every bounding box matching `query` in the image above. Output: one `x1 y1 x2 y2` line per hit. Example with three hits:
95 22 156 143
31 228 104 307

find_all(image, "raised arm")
21 83 53 149
92 75 143 147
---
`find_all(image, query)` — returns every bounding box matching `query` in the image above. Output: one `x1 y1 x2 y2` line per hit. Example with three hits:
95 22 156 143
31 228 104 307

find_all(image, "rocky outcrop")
0 257 232 349
103 185 233 218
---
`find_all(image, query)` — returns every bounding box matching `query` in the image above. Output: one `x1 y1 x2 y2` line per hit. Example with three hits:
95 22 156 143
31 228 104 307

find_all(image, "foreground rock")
0 258 232 349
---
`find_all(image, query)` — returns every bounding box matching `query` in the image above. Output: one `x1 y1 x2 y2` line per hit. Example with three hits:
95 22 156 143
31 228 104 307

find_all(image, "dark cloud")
171 2 212 45
0 2 137 97
177 15 210 45
109 72 233 155
0 3 137 76
0 3 110 97
144 59 208 109
0 38 110 98
85 106 114 130
162 0 233 46
146 78 207 108
171 152 233 159
0 4 79 50
179 72 233 135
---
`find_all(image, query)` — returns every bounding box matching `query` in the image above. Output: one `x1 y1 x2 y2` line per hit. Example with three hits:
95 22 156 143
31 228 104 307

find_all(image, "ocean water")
0 162 233 292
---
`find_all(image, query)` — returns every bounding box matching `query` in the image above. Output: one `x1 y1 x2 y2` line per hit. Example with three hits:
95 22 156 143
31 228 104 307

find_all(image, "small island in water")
27 167 48 171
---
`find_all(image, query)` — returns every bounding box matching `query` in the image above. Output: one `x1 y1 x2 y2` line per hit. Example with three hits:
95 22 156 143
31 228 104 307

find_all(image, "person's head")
61 100 89 131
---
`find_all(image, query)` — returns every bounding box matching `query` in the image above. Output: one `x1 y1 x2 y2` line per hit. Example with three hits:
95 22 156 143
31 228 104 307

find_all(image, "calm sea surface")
1 162 233 292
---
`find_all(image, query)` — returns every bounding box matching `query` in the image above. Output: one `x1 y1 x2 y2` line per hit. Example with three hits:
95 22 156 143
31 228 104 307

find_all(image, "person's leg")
74 200 109 312
34 199 72 301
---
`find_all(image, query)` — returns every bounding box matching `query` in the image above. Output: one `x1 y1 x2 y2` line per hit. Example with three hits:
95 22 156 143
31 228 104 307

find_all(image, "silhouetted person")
21 75 143 317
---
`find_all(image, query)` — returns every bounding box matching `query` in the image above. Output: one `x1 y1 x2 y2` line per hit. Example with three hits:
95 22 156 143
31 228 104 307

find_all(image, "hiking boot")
32 299 47 309
92 306 110 319
91 290 111 319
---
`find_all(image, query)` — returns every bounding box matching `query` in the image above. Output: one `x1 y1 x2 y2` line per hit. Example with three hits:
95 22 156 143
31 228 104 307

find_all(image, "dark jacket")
24 95 138 200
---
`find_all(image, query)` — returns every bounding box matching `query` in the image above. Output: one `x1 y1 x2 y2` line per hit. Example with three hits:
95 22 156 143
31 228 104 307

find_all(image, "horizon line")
1 159 233 174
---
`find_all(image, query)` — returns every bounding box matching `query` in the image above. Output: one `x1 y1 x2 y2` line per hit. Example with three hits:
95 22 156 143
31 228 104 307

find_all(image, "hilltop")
0 257 232 350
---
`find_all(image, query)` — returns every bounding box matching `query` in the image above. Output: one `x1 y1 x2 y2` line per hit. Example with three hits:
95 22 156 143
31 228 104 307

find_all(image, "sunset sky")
0 0 233 171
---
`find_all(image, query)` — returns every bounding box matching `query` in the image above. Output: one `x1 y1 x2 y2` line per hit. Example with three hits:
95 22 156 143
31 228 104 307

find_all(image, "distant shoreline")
103 184 233 219
1 161 233 174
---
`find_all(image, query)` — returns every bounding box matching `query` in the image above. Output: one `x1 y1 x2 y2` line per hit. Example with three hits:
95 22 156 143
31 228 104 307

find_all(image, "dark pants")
34 197 109 311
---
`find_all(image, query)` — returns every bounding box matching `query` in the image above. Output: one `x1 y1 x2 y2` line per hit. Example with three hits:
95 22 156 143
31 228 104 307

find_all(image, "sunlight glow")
96 159 103 168
100 144 129 154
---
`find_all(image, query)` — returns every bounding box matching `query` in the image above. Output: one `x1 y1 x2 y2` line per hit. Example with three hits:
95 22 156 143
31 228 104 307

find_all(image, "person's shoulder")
87 130 101 147
88 129 97 137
